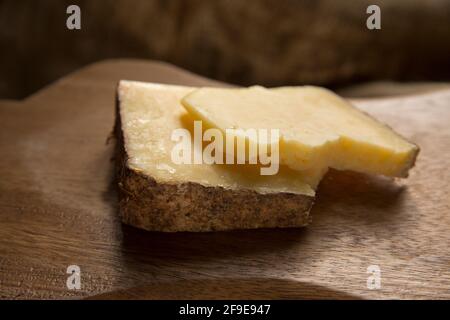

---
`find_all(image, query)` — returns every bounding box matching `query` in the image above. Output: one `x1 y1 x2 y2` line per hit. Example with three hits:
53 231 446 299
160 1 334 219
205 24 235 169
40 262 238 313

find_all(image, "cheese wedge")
115 81 319 232
182 86 419 177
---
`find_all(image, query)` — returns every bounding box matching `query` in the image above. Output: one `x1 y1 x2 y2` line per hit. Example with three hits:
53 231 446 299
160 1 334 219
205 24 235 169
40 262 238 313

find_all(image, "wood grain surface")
0 59 449 299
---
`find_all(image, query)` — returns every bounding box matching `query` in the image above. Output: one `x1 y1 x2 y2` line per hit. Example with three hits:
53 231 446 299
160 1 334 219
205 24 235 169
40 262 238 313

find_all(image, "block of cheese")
182 86 419 178
115 81 321 232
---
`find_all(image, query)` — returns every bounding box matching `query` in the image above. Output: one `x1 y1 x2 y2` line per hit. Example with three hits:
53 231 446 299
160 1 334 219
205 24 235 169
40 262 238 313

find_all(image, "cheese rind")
182 86 419 177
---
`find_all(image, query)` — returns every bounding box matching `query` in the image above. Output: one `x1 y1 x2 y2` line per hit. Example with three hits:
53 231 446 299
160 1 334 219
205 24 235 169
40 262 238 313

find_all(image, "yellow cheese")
118 81 321 196
182 86 419 177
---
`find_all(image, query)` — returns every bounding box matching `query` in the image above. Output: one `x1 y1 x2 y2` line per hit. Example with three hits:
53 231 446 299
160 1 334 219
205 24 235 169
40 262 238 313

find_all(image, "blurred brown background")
1 0 450 99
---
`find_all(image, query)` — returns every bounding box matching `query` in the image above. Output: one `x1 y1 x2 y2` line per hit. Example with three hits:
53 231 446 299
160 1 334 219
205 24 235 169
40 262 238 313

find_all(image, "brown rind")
114 90 314 232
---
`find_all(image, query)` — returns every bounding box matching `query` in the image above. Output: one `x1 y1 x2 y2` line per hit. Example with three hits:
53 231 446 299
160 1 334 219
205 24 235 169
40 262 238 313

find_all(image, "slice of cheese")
118 81 319 196
182 86 419 177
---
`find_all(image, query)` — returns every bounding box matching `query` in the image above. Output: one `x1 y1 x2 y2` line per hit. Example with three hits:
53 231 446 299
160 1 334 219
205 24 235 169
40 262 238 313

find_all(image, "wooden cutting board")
0 60 449 300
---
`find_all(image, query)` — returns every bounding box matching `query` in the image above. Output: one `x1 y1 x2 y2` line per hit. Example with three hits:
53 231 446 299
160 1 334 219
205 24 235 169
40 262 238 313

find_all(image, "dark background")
1 0 450 99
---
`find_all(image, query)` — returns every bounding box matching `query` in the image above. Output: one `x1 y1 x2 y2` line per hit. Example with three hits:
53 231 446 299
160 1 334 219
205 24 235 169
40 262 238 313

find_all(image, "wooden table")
0 59 449 299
